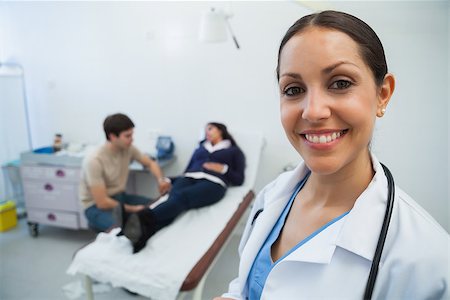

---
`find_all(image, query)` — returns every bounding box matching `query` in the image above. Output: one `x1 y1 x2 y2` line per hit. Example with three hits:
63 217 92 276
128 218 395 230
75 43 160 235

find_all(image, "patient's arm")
90 185 144 212
203 162 226 173
224 148 246 186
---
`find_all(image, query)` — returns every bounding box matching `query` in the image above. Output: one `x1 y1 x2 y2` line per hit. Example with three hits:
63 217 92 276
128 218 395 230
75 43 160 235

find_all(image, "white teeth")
305 131 345 144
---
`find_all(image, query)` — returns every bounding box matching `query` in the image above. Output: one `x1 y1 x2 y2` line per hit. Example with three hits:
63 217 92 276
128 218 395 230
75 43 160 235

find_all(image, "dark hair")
207 122 238 146
103 113 135 140
276 10 387 86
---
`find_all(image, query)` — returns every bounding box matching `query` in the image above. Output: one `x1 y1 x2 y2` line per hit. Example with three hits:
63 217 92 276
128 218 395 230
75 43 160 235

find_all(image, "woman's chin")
303 159 343 176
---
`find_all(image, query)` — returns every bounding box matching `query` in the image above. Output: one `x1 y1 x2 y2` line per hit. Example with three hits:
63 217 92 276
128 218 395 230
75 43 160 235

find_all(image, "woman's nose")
301 90 331 122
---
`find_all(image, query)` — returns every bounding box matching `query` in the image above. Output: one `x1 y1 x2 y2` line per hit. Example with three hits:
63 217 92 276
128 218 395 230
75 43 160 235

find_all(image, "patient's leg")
112 194 152 235
151 178 226 230
123 178 226 253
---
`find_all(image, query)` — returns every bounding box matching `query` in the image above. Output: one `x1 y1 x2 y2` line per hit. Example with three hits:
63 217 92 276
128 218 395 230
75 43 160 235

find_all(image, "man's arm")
138 155 171 195
90 185 144 213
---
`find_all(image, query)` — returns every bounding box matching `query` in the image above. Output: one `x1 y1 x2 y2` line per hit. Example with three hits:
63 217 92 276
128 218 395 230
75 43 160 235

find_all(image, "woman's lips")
300 129 348 145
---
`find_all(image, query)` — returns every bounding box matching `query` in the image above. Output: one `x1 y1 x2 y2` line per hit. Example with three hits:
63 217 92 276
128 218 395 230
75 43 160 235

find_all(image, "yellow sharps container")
0 200 17 232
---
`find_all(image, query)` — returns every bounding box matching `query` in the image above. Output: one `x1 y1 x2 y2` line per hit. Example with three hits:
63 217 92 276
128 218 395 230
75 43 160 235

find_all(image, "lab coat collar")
335 153 389 262
239 162 310 284
264 162 311 207
263 157 388 265
281 218 344 264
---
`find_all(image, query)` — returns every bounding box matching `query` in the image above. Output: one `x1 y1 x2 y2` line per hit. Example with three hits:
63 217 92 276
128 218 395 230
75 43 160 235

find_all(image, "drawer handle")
44 183 54 191
56 170 65 177
47 213 56 221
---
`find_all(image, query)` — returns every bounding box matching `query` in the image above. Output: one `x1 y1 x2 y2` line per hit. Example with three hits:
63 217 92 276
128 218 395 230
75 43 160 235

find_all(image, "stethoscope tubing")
364 163 395 299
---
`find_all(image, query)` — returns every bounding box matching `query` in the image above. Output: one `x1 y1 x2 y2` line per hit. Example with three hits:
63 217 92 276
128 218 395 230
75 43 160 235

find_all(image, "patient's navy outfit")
124 139 245 252
183 139 245 186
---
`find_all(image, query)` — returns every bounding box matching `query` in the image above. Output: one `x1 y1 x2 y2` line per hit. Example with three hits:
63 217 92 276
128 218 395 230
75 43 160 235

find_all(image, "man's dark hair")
103 113 135 140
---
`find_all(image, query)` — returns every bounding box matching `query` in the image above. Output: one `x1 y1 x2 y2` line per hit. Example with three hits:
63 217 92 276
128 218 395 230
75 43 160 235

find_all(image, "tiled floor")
0 218 240 300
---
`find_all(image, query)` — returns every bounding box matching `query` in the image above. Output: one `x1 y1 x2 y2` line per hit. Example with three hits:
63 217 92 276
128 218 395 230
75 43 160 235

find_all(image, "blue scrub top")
246 173 349 299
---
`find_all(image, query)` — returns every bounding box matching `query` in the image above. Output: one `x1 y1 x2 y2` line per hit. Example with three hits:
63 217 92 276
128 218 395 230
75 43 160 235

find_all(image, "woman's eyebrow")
280 61 360 80
322 61 359 74
279 72 302 80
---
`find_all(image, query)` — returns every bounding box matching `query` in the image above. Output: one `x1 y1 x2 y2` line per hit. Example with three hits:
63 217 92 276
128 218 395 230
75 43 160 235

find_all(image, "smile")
303 130 348 144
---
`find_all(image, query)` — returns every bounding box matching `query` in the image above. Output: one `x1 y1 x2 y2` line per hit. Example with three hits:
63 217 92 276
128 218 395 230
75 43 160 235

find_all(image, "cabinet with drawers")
21 164 88 236
19 148 175 237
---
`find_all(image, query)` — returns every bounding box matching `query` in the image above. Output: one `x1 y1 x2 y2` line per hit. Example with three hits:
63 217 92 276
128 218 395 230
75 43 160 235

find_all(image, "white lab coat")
223 154 449 299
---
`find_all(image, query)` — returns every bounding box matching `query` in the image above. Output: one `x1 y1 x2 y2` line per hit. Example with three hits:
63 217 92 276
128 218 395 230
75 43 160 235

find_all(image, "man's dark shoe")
123 209 157 253
113 203 129 236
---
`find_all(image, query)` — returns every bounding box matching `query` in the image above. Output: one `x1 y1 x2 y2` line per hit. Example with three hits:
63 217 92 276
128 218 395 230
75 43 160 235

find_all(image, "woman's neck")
303 151 374 208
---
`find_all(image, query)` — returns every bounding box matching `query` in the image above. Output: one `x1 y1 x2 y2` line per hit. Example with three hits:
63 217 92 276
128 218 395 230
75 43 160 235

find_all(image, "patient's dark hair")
276 10 388 86
103 113 135 140
208 122 238 146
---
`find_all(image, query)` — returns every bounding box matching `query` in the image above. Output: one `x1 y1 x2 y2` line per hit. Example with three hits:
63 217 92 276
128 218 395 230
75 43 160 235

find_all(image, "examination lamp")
199 8 240 49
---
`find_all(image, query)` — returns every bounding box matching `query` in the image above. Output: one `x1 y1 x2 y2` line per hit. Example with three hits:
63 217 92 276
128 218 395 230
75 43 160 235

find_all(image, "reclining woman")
118 122 246 253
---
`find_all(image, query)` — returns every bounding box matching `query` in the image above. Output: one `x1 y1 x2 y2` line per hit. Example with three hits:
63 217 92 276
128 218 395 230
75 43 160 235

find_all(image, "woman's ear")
376 73 395 117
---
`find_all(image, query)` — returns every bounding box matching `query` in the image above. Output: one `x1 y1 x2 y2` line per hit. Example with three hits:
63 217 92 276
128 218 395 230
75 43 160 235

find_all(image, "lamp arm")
225 18 240 49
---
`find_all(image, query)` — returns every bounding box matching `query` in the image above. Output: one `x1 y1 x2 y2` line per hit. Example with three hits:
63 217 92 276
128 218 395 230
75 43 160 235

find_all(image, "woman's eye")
330 80 352 90
284 86 304 96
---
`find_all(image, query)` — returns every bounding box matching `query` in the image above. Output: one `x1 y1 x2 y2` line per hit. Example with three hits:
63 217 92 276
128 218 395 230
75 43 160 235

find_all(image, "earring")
377 107 386 117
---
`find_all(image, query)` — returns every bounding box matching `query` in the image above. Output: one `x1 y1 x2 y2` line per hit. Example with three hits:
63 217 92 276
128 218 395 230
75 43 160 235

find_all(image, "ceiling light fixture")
199 8 240 49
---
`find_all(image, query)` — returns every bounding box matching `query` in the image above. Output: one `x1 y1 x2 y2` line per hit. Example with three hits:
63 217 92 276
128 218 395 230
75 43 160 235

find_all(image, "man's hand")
124 204 146 213
203 162 225 173
158 180 171 195
139 154 171 195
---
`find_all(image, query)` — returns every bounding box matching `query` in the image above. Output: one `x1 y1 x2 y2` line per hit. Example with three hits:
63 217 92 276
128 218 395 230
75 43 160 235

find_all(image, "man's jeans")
85 192 150 232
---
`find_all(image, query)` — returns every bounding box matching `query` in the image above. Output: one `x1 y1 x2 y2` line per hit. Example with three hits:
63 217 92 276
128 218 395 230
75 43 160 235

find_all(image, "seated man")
79 113 171 232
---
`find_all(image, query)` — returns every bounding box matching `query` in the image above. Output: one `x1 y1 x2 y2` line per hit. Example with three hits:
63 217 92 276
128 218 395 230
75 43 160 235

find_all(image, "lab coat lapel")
335 154 389 261
239 163 310 291
281 216 345 264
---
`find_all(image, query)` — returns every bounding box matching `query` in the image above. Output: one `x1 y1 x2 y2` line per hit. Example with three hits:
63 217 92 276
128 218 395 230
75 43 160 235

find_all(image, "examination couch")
67 130 265 300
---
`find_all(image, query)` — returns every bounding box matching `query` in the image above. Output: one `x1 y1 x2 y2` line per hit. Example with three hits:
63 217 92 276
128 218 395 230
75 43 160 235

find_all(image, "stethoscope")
364 163 395 299
250 163 395 300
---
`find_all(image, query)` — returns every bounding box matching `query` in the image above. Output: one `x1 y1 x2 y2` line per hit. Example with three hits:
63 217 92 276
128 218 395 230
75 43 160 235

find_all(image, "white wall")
0 66 31 202
1 1 448 231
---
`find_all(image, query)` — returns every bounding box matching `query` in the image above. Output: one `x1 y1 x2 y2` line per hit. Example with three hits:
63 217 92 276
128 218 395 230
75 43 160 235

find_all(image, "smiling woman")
216 10 449 300
278 26 394 177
